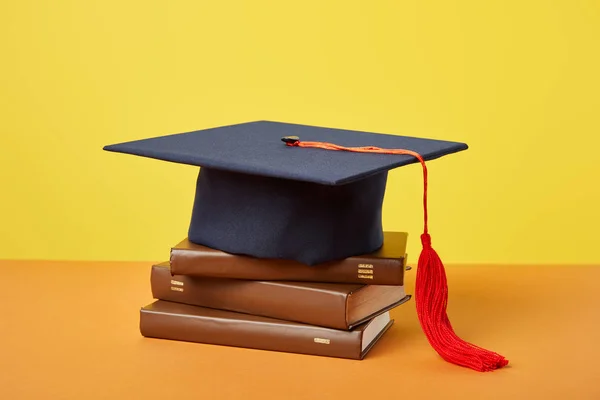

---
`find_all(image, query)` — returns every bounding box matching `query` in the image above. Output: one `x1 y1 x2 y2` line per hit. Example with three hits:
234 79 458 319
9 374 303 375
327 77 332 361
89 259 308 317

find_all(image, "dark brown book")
151 262 410 330
170 231 408 285
139 300 394 359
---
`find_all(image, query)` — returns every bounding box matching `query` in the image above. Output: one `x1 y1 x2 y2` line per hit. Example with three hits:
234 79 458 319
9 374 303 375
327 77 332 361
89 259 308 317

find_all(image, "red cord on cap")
284 138 508 372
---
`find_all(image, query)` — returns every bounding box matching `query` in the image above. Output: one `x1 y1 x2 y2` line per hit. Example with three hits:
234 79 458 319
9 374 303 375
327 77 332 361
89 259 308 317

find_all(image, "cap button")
281 136 300 145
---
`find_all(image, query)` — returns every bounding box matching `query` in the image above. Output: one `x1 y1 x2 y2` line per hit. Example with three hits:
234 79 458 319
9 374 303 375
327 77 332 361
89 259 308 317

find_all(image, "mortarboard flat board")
103 120 467 266
103 119 508 372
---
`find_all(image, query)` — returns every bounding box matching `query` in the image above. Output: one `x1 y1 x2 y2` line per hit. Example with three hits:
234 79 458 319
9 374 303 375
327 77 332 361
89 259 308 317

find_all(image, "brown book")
151 262 410 330
170 231 408 285
139 300 394 359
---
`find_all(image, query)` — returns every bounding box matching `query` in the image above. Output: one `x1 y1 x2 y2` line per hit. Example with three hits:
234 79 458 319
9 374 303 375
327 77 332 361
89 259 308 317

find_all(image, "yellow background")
1 1 598 264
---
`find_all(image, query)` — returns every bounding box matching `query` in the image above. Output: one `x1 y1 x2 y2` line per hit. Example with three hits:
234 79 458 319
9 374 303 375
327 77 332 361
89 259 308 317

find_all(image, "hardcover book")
140 300 394 360
151 262 410 329
170 231 408 285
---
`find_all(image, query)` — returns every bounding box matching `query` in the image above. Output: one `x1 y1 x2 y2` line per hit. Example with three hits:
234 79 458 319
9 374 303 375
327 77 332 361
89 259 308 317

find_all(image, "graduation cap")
103 120 508 371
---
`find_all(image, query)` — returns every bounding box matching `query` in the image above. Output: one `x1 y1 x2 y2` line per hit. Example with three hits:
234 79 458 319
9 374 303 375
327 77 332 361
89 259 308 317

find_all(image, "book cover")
170 231 408 285
151 262 410 329
140 300 394 360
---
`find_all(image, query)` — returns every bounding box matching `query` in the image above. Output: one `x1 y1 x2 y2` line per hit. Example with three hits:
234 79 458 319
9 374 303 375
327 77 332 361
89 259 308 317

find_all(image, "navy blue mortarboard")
103 120 508 372
103 120 466 265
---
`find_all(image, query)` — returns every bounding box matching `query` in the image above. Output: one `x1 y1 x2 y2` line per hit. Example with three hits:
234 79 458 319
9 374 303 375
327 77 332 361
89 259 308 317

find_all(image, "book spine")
151 266 350 329
170 249 405 285
139 306 364 359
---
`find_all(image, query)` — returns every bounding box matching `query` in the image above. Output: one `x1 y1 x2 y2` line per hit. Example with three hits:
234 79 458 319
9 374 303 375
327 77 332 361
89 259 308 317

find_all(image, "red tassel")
416 233 508 371
283 137 508 371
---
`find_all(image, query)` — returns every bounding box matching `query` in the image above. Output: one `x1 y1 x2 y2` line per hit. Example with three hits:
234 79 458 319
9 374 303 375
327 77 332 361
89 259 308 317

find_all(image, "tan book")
140 300 394 360
152 262 410 330
169 231 408 285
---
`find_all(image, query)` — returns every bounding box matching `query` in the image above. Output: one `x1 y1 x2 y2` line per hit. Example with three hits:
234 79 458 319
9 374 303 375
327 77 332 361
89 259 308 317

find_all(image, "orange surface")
1 260 599 399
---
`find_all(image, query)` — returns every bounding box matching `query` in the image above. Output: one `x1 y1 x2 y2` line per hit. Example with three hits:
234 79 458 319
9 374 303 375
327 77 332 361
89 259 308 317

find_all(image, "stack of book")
138 231 412 360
